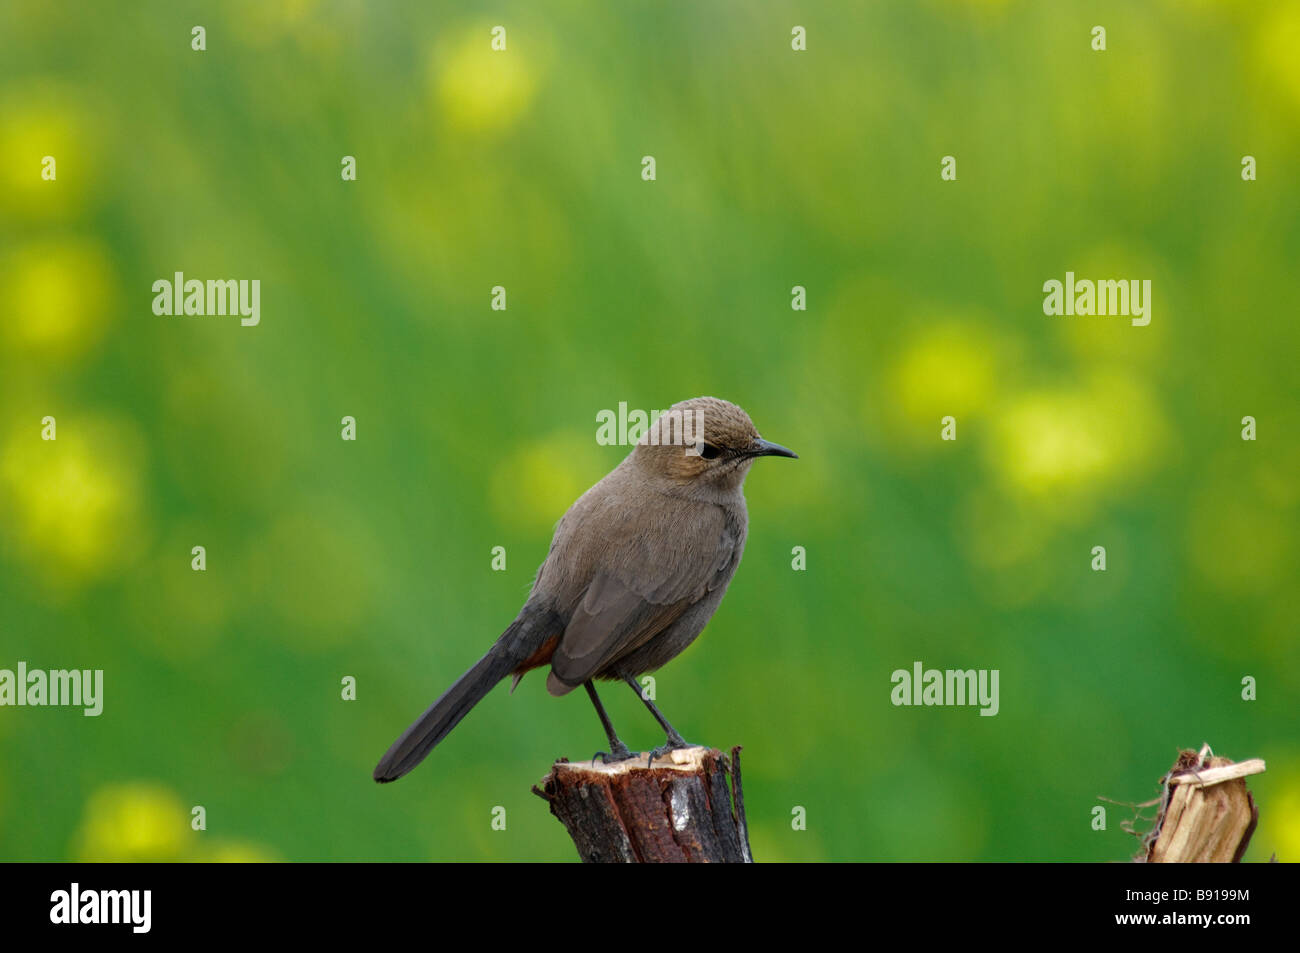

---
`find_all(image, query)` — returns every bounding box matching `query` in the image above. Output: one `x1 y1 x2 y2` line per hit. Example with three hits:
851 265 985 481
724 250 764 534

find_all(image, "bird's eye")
699 443 722 459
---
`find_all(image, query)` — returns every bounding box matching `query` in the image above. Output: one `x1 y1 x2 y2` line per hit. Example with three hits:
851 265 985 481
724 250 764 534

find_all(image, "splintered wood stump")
1145 746 1265 863
534 745 753 863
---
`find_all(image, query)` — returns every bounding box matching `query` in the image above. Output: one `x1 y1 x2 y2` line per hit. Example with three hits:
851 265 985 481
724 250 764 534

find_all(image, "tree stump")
1143 746 1265 863
533 745 753 863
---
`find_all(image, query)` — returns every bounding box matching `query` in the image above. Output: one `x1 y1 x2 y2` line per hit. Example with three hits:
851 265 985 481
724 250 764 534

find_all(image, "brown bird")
373 396 796 782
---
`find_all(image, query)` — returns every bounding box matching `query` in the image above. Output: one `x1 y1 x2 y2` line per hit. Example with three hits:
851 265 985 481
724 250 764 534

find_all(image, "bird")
373 396 796 782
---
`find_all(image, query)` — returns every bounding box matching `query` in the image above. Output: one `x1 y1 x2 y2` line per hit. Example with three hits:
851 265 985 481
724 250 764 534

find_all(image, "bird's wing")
546 499 742 692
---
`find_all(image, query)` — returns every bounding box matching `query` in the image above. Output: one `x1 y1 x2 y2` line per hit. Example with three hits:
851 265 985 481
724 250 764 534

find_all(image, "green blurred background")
1 0 1297 862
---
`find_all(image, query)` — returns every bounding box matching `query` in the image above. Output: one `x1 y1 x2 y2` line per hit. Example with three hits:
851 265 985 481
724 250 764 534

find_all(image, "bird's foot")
645 735 694 768
592 741 638 764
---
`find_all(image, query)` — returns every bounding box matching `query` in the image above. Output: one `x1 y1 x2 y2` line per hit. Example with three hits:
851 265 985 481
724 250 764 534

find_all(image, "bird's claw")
593 743 638 764
645 736 694 768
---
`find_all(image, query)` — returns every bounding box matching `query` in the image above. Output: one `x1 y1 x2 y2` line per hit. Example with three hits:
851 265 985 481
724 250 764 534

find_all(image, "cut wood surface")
1146 746 1263 863
534 745 753 863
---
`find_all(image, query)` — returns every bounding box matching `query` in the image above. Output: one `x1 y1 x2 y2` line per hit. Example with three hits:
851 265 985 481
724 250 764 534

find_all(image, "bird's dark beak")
749 438 798 459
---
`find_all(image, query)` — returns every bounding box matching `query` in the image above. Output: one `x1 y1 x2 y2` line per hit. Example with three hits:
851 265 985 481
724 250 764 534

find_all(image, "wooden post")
1143 745 1265 863
533 745 753 863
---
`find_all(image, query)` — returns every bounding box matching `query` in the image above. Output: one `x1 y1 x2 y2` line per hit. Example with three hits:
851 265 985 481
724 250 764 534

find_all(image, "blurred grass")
0 0 1297 861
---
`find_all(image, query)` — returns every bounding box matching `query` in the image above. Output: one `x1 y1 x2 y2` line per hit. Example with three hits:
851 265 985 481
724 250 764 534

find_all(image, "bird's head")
633 396 797 492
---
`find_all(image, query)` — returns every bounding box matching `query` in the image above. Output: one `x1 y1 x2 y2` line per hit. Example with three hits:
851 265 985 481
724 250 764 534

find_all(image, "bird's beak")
749 438 798 459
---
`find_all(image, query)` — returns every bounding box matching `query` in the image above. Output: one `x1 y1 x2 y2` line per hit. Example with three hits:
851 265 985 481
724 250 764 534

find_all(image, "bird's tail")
373 617 540 783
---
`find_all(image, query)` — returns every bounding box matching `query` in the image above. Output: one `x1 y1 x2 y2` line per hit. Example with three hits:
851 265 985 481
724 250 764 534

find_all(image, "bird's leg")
621 675 694 766
585 681 637 764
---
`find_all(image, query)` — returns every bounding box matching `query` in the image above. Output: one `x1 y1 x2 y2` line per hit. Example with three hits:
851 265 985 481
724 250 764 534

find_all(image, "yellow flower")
0 413 147 585
74 783 191 862
0 238 115 358
986 371 1165 503
891 323 997 428
0 84 94 221
1257 4 1300 111
491 433 605 534
431 23 542 134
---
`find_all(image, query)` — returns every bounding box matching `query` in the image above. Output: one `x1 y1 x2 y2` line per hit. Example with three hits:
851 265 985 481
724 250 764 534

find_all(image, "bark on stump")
1143 746 1265 863
534 745 753 863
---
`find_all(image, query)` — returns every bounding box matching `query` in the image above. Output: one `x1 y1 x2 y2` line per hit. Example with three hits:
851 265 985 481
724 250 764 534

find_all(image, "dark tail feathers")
373 621 534 783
